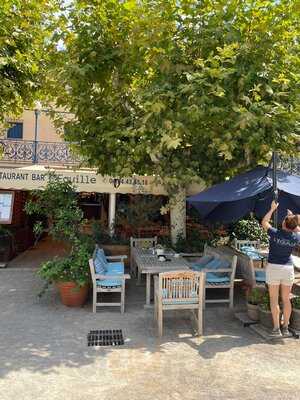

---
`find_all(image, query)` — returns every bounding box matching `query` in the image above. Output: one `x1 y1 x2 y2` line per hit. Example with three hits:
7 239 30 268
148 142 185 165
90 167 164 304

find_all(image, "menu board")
0 191 14 224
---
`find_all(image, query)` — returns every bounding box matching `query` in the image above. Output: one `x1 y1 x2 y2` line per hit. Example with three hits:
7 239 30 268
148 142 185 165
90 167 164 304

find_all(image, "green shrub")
38 239 92 286
230 216 269 245
158 229 207 253
292 297 300 310
25 175 84 244
247 287 266 305
91 220 129 245
259 291 270 311
25 176 93 295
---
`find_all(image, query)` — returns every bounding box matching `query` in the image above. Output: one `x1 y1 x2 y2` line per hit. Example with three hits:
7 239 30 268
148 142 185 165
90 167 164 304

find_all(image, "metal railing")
0 139 80 165
277 154 300 175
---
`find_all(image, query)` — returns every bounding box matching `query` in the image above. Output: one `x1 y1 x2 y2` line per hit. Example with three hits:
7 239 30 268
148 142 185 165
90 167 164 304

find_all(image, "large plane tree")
0 0 60 120
56 0 300 240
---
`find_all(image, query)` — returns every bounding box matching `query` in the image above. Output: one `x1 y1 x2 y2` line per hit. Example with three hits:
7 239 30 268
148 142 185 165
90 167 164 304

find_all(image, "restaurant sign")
0 167 166 195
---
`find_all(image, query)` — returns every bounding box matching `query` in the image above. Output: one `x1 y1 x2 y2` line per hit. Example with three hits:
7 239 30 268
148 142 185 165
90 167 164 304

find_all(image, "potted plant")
25 176 93 307
290 297 300 331
247 287 265 321
258 291 274 329
38 238 92 306
230 216 269 246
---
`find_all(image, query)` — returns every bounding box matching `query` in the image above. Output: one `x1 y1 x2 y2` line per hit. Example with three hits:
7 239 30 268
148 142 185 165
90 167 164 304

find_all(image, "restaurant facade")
0 109 204 263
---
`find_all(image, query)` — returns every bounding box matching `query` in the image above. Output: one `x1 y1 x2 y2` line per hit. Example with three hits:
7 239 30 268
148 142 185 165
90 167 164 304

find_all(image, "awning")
187 166 300 223
0 165 204 196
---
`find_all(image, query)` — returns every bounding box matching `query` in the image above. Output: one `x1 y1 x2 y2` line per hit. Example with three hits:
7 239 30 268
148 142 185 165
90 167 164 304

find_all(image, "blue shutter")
7 122 23 139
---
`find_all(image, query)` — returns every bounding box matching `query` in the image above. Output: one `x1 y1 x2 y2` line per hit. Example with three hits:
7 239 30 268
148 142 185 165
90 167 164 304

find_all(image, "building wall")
21 110 62 142
5 109 73 143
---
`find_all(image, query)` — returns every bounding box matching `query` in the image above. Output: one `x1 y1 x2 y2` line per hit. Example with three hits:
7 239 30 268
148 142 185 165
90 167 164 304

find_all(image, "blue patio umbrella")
187 166 300 224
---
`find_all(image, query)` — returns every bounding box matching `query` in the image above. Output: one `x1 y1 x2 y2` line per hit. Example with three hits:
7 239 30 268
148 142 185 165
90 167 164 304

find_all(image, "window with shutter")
7 122 23 139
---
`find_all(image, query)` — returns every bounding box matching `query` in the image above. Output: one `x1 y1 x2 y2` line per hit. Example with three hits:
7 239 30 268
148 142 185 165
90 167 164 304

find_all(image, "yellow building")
0 108 75 167
0 107 204 262
5 109 64 142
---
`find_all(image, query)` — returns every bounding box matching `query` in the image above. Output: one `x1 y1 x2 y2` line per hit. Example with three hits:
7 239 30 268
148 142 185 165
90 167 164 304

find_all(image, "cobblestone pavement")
1 268 300 400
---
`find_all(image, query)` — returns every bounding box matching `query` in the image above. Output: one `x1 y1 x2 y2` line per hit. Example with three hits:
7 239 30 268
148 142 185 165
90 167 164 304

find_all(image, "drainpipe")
33 102 42 163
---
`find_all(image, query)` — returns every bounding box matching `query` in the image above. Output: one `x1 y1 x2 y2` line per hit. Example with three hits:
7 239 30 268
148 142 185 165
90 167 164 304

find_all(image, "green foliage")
37 238 92 294
25 177 93 291
230 216 269 245
56 0 299 188
91 220 128 245
247 287 266 306
259 291 271 311
0 0 61 120
25 175 84 244
159 229 207 253
292 297 300 310
116 196 163 235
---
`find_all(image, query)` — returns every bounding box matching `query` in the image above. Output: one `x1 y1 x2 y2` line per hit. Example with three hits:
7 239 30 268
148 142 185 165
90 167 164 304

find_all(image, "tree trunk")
170 188 186 245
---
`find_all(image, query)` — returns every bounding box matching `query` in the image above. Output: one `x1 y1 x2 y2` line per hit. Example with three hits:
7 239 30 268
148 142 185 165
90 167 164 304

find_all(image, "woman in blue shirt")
262 201 300 338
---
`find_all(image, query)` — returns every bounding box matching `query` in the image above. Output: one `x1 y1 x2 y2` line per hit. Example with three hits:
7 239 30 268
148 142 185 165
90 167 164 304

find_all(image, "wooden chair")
202 245 237 309
130 236 157 278
89 248 130 314
154 270 205 337
232 240 266 287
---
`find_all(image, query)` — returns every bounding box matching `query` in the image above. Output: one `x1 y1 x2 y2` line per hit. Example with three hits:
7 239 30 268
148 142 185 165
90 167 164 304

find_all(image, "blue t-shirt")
268 227 300 265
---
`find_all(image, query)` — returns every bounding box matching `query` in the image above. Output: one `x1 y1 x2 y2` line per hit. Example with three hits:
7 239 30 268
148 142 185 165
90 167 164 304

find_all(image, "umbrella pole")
272 151 278 227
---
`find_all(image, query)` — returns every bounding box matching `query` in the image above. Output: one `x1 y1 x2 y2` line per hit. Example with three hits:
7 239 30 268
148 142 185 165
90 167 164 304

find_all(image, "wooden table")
131 248 190 307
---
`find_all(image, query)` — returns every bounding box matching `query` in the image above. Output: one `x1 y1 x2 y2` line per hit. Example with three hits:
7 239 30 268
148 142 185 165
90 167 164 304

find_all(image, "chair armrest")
179 252 203 258
95 274 128 280
106 255 127 261
202 268 232 273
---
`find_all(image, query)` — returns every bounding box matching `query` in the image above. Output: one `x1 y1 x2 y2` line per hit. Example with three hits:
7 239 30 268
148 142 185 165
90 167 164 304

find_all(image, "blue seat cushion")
94 257 106 274
255 270 266 283
106 262 124 274
96 248 108 266
240 246 263 261
206 272 230 284
205 258 230 270
96 278 122 287
190 255 214 271
191 256 213 271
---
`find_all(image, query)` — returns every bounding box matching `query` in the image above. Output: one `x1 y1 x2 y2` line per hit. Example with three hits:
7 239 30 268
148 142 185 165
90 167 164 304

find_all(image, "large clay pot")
258 306 273 329
56 282 89 307
290 308 300 331
247 302 259 321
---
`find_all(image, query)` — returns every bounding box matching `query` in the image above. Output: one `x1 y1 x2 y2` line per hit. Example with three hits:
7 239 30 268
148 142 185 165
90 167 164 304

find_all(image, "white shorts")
266 263 294 286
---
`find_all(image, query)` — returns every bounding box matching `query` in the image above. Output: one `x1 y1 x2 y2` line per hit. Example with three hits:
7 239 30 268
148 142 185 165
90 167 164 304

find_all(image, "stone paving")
1 267 300 400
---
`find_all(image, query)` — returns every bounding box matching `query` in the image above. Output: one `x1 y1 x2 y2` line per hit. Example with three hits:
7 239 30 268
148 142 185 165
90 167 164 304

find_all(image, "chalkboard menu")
0 191 14 224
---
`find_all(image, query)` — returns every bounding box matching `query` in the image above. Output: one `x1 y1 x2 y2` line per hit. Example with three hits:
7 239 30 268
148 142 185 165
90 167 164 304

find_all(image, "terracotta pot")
56 281 89 307
247 302 259 321
258 306 273 329
290 308 300 331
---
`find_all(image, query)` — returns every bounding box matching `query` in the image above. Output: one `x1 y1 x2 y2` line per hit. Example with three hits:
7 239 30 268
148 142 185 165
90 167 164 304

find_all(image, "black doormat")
87 329 124 346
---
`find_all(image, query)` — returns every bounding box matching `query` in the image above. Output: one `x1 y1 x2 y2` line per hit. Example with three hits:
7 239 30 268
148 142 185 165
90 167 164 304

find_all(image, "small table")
131 248 190 307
